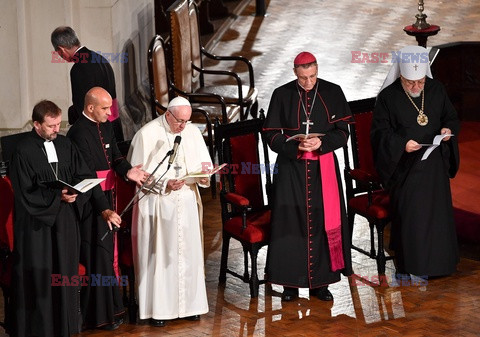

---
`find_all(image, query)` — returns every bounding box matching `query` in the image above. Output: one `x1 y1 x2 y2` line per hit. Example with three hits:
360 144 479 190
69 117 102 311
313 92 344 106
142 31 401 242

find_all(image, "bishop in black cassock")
263 52 353 301
371 45 460 277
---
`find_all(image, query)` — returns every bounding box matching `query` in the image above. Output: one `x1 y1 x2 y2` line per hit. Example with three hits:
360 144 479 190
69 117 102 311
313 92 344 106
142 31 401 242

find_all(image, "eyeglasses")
168 110 189 125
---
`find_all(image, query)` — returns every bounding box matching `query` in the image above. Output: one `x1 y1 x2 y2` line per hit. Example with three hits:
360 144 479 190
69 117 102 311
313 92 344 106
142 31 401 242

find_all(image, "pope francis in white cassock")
127 97 211 325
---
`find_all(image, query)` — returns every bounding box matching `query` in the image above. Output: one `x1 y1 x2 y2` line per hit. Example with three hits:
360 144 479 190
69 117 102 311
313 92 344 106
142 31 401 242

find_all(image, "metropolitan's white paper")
421 134 454 161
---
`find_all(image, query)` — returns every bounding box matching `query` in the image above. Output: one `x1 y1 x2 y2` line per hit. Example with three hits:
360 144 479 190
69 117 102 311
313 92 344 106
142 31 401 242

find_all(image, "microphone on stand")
101 135 182 241
168 136 182 168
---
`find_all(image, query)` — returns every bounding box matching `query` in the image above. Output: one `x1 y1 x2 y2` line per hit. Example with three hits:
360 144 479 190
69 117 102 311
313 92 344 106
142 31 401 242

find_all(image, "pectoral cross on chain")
173 163 182 178
303 119 314 136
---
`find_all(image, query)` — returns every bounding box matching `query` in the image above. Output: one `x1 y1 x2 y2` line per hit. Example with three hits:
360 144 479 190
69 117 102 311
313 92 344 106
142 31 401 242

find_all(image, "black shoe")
317 287 333 301
100 321 120 331
115 316 125 325
184 315 200 321
151 319 166 327
281 287 298 302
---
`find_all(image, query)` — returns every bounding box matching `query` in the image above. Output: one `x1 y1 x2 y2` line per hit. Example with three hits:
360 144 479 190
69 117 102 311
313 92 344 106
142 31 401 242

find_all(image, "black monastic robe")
263 78 353 289
371 77 460 277
9 130 92 337
67 114 131 328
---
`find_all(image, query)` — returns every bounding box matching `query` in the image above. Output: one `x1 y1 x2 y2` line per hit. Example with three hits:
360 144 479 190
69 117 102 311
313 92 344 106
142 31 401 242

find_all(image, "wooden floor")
66 190 480 337
2 0 480 336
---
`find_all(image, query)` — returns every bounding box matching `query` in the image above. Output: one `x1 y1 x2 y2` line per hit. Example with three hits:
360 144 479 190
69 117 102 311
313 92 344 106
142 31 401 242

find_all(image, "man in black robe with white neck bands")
263 52 353 302
371 45 460 280
8 100 121 337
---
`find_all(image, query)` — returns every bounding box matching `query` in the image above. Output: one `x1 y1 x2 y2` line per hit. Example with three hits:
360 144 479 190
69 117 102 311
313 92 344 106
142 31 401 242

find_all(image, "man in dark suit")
51 26 124 141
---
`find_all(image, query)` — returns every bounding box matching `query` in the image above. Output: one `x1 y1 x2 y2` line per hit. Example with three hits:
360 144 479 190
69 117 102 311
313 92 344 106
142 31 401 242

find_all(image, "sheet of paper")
421 134 454 161
73 178 105 193
43 178 105 193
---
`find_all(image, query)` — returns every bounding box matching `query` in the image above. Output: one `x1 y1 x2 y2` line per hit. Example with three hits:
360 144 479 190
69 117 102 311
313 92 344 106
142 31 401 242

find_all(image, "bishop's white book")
285 133 325 142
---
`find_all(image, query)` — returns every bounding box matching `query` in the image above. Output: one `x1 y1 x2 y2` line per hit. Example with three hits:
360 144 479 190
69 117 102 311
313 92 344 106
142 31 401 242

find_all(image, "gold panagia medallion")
417 113 428 126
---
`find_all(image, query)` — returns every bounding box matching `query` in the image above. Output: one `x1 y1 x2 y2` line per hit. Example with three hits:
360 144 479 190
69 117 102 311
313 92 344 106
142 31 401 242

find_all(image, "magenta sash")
108 98 119 122
301 151 345 271
96 169 115 191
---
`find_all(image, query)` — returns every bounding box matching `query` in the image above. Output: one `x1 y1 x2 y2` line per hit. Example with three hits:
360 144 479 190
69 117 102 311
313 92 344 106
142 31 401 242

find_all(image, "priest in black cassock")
67 87 147 330
8 100 121 337
51 26 124 141
263 52 353 302
371 45 460 278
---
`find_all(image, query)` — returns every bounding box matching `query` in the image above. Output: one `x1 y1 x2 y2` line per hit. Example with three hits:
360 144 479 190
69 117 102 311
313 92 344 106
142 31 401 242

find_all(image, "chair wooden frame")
148 34 221 196
343 97 394 274
148 34 215 152
215 112 272 297
168 0 258 122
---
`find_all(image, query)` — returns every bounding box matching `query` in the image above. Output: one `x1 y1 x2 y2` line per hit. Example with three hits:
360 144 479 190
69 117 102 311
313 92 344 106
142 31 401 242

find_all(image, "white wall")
0 0 155 139
0 0 23 129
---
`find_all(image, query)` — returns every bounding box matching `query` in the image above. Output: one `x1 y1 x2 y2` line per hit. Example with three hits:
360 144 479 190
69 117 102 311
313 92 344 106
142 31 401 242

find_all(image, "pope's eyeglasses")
168 111 189 125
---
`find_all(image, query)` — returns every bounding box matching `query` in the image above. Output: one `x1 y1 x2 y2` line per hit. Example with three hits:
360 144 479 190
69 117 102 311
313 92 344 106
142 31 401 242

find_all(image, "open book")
43 178 105 194
286 133 325 142
420 134 454 161
178 163 227 184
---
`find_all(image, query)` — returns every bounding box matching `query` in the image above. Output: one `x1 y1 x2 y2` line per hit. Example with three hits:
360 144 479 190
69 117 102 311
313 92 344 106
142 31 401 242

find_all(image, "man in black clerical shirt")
51 26 124 141
67 87 148 331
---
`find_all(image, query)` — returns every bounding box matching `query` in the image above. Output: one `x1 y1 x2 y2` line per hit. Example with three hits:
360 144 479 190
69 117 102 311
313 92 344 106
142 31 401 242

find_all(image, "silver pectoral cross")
173 163 182 178
302 119 314 136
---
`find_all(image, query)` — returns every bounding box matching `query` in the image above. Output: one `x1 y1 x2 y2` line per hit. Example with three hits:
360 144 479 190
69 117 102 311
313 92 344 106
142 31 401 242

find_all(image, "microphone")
101 139 179 242
168 136 182 167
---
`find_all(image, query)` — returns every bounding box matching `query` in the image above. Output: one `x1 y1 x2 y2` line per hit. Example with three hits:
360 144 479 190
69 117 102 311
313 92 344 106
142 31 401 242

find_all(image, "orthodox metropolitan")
371 45 460 277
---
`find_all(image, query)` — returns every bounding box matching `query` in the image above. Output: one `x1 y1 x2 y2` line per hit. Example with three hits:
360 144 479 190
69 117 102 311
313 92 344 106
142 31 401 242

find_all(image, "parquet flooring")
57 190 480 336
2 0 480 336
30 187 477 337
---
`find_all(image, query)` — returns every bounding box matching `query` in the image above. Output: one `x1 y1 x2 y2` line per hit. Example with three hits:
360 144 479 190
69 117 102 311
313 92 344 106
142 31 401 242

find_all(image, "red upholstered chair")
343 98 394 275
0 163 14 329
215 111 272 297
1 134 28 329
